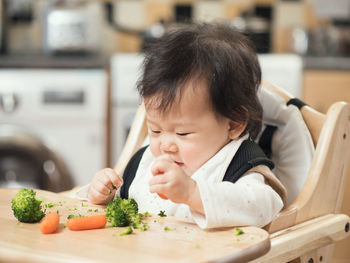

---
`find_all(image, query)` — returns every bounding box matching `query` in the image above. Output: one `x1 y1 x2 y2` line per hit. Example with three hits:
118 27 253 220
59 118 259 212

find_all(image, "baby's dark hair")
138 22 263 139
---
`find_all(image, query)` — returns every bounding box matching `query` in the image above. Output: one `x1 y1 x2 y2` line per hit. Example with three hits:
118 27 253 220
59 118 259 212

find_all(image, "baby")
86 22 286 229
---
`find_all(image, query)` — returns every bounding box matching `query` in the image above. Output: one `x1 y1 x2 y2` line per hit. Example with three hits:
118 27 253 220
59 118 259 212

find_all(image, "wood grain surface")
0 188 270 263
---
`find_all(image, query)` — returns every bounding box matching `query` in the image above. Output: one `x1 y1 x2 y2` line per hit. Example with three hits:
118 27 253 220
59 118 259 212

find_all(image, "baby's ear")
228 121 247 140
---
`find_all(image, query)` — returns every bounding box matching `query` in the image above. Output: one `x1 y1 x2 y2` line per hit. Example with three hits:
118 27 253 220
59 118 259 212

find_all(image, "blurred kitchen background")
0 0 350 260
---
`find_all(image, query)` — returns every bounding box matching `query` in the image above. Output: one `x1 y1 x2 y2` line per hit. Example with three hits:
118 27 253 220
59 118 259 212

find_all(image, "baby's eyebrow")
171 119 190 126
146 116 194 127
146 116 162 124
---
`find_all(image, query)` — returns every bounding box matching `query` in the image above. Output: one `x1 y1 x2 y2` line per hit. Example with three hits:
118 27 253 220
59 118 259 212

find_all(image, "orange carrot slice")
67 215 107 231
40 212 60 234
158 193 168 200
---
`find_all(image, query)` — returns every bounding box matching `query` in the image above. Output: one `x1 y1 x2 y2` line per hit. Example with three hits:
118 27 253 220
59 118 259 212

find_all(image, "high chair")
113 80 350 263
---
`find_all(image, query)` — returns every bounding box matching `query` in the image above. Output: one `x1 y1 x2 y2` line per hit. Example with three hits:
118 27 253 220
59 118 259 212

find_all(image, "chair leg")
290 245 334 263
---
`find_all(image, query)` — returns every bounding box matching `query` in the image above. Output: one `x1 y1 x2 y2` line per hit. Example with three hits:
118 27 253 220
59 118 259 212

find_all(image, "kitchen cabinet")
303 70 350 113
303 69 350 263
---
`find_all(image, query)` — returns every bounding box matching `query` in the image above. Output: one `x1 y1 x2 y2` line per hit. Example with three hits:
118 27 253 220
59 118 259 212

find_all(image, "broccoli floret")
164 226 175 231
105 196 139 227
11 189 45 223
133 222 149 231
158 210 167 217
141 211 152 217
233 227 244 236
130 212 142 224
119 226 133 236
105 197 150 232
119 198 138 216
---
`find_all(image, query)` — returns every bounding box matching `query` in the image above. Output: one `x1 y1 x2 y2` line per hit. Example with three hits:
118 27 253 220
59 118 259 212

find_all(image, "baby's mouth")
174 161 184 167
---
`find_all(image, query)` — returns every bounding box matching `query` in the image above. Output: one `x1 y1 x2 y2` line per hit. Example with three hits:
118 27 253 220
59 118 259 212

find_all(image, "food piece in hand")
66 215 107 231
11 189 45 223
157 193 168 200
40 212 60 234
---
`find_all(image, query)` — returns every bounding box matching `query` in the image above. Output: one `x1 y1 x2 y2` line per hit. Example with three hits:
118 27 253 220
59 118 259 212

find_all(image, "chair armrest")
251 214 350 263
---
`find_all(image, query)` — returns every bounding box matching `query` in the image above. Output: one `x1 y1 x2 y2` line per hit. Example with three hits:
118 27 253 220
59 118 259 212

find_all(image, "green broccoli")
141 211 152 217
158 210 167 217
105 196 140 227
11 189 45 223
133 221 149 231
233 227 244 236
164 226 175 231
119 226 133 236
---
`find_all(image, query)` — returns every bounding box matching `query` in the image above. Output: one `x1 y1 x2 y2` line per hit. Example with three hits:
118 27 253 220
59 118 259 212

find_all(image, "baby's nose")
160 141 178 153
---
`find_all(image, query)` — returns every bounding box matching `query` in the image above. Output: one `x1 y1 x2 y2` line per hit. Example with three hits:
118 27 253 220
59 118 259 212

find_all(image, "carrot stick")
67 215 107 231
40 212 60 234
158 193 168 200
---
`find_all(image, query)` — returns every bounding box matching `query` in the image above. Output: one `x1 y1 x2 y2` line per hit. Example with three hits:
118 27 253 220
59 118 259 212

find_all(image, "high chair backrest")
261 81 350 233
114 81 350 234
114 103 148 177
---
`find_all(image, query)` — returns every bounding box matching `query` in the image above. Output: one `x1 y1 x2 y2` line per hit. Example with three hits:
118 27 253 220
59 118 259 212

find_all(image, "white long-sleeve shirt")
127 137 285 229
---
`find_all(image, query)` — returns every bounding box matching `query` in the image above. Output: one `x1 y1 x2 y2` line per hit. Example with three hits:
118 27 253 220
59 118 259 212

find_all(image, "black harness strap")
120 146 147 199
287 98 307 109
258 125 277 159
223 140 274 183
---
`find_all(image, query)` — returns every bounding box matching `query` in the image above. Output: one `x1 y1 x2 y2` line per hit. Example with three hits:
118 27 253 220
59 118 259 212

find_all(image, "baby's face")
145 80 240 176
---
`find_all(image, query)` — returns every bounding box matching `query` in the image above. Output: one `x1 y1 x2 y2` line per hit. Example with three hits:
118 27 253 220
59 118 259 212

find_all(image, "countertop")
302 56 350 70
0 54 110 68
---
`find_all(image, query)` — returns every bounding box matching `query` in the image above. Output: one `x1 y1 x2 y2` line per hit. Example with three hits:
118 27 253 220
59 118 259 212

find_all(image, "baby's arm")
88 168 123 205
191 172 283 229
148 156 283 228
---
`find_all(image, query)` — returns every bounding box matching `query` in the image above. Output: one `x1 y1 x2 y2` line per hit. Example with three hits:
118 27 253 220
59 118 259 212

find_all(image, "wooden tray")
0 188 270 263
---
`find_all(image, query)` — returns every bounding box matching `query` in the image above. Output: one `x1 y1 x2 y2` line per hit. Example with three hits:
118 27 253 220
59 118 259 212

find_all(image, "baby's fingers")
104 168 123 189
149 184 167 195
93 179 112 196
149 173 168 186
88 186 114 205
151 157 173 176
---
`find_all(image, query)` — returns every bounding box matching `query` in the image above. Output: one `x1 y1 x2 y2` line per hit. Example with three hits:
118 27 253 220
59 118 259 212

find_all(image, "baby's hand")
88 168 123 205
149 155 196 205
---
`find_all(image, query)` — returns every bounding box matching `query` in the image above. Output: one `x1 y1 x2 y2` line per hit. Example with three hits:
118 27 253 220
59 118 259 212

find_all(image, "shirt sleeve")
72 184 90 201
72 184 121 201
190 172 284 229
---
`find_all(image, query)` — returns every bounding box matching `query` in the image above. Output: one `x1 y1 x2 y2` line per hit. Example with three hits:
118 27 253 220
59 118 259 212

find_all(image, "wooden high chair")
113 81 350 263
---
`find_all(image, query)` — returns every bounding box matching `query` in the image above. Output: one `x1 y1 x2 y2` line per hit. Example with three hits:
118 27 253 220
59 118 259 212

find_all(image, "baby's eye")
176 132 190 136
151 130 161 134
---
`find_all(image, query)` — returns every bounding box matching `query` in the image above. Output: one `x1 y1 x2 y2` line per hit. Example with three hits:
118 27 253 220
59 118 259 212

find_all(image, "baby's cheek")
182 149 205 172
149 140 161 158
